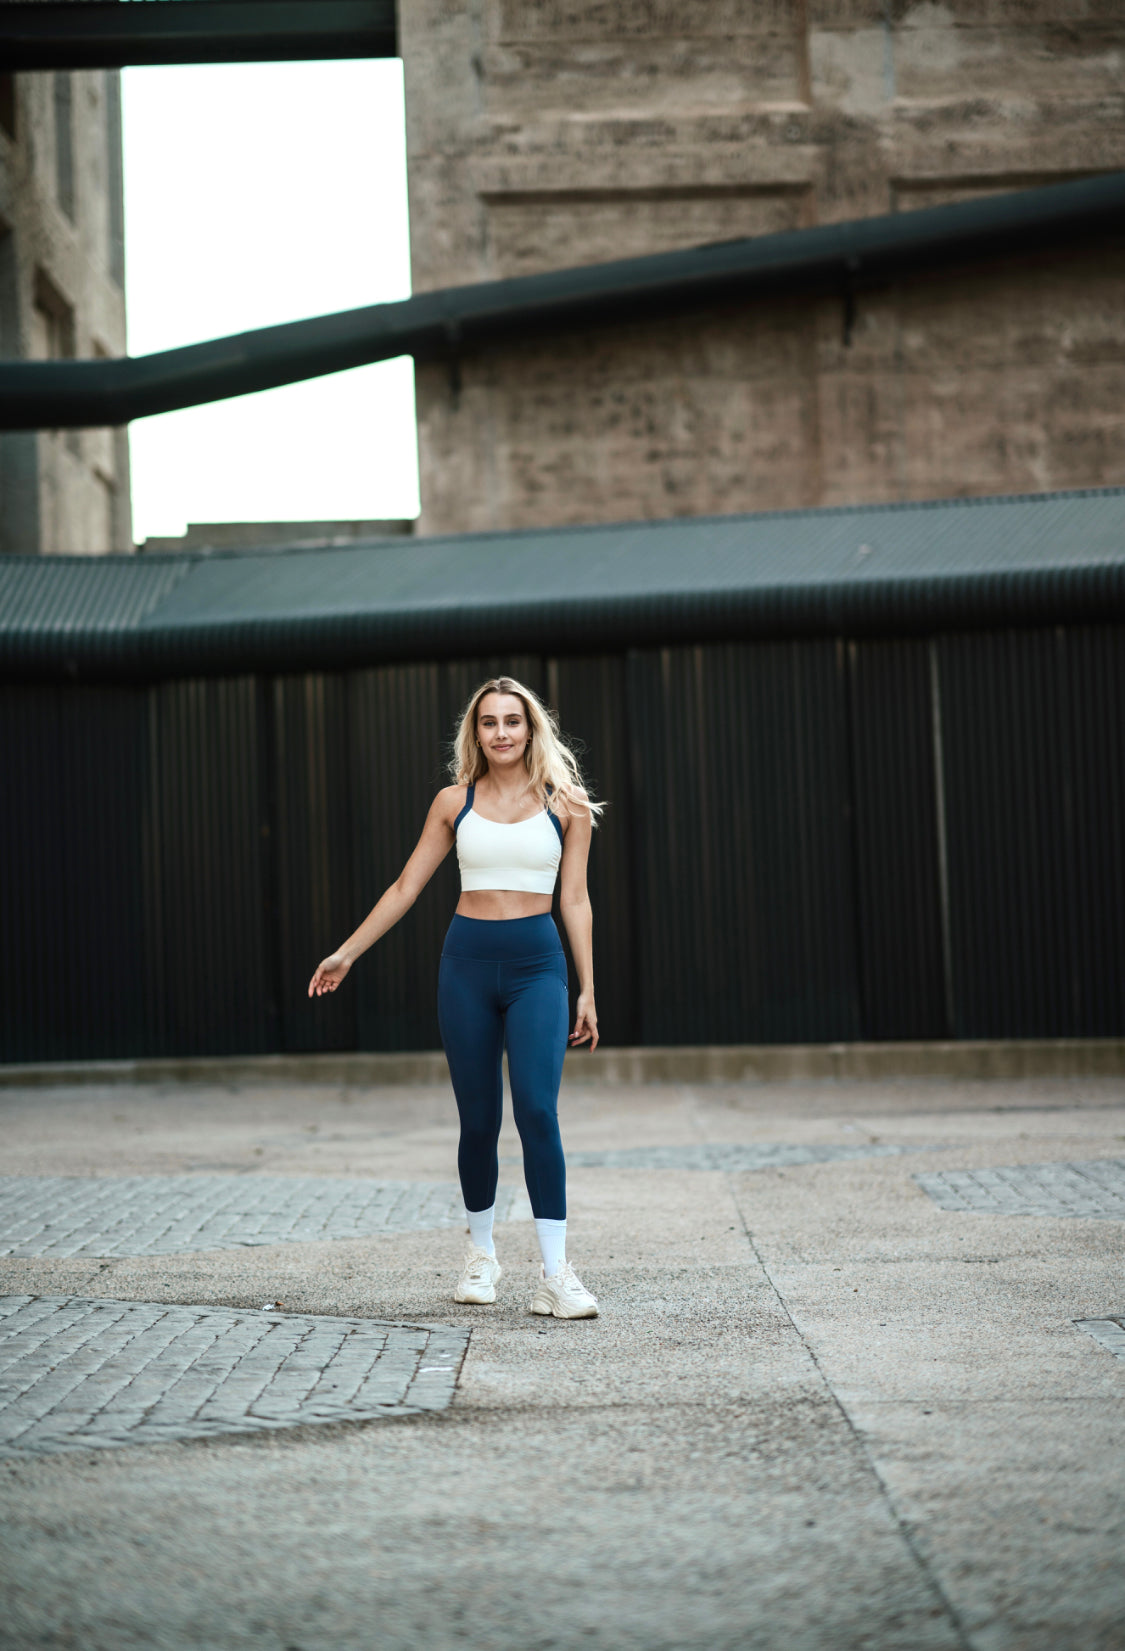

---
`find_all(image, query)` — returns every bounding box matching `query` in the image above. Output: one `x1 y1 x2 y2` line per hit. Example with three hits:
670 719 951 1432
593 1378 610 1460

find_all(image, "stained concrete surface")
1 1074 1123 1650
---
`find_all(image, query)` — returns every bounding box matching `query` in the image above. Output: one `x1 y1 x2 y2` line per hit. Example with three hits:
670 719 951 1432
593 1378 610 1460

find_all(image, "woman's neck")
481 768 534 804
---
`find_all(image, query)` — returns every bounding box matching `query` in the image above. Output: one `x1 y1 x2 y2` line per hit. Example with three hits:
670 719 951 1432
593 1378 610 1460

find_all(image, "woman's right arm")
307 788 460 998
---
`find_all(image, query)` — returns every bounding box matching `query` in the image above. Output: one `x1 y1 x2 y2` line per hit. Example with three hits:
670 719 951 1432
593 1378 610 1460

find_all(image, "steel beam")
0 2 396 70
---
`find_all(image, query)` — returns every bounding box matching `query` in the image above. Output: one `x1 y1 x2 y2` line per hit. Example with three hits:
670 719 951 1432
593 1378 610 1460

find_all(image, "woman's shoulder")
432 783 470 827
554 783 589 814
552 783 590 832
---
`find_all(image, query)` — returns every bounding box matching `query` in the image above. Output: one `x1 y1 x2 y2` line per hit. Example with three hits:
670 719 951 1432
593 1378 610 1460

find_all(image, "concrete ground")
1 1070 1123 1651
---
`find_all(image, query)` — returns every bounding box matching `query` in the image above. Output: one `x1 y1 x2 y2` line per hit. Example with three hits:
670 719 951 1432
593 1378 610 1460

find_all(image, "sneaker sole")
530 1291 598 1319
453 1285 497 1304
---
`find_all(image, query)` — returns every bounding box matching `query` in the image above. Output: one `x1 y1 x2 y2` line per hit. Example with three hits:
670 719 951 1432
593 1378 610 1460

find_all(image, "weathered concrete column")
400 1 1125 535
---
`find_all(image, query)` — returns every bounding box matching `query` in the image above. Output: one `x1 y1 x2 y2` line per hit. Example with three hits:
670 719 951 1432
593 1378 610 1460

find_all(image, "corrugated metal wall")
2 625 1122 1062
848 639 947 1040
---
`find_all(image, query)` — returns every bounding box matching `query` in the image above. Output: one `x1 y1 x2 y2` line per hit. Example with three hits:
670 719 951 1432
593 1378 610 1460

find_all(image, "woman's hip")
441 912 563 963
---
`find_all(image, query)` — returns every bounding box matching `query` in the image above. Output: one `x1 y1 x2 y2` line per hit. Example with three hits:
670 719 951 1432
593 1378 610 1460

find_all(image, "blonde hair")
450 676 604 824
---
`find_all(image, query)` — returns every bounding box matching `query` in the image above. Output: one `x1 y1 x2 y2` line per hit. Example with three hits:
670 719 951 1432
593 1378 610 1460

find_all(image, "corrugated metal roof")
3 488 1124 682
0 556 192 639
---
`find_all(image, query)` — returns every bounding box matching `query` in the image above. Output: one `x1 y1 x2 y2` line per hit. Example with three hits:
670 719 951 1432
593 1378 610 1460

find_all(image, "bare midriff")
455 889 553 920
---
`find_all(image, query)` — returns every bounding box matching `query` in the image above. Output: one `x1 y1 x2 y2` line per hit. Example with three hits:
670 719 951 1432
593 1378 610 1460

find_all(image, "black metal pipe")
1 171 1123 431
0 1 397 70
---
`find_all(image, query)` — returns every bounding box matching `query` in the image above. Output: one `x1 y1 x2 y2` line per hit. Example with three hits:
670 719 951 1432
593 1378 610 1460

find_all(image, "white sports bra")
454 783 563 895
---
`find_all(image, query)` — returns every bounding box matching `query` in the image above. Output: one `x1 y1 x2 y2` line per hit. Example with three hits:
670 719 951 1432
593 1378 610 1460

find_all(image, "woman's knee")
512 1097 562 1151
458 1118 501 1154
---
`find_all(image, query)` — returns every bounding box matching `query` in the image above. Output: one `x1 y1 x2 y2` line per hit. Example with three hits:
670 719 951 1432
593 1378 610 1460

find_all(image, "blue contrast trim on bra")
544 782 564 846
453 782 475 833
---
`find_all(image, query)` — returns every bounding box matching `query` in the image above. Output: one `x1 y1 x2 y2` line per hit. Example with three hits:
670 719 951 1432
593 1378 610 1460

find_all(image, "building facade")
0 69 131 555
400 2 1125 535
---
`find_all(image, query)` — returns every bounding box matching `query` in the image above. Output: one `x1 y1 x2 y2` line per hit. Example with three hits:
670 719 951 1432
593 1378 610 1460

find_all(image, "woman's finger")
569 1013 596 1045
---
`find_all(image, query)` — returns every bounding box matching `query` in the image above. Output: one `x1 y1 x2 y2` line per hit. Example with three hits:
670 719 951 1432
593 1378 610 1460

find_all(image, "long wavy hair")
449 676 604 824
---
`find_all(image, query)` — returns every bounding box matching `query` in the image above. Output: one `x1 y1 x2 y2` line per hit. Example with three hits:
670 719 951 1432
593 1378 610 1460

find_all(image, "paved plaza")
0 1068 1122 1650
0 1174 527 1258
0 1296 467 1457
560 1140 927 1171
913 1158 1125 1219
1077 1316 1125 1362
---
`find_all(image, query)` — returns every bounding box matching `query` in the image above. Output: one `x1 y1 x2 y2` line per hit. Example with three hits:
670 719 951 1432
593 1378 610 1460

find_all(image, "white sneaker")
530 1260 598 1319
453 1244 502 1305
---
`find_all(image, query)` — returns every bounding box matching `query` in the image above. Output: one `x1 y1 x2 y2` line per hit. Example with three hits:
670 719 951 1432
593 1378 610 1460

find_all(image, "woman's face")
476 692 530 771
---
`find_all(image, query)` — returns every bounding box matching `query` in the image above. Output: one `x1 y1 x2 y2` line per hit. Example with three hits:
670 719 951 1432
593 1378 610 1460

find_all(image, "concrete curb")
1 1039 1123 1089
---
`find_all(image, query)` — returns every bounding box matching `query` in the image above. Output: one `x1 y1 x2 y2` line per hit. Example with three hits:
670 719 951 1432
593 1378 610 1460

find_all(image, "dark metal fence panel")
550 654 640 1047
348 661 454 1054
623 647 696 1046
724 639 859 1044
847 639 949 1040
937 631 1080 1038
0 684 146 1061
626 640 859 1045
270 674 356 1053
434 653 636 1052
1062 625 1125 1036
143 677 274 1056
1 621 1122 1064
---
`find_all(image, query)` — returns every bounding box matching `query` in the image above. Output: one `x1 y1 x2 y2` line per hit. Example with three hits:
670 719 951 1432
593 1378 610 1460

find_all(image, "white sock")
466 1205 496 1257
535 1217 567 1278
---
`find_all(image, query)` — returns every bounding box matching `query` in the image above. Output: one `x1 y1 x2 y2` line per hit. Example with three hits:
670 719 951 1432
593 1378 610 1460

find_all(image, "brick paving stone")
562 1142 927 1172
914 1159 1125 1219
0 1176 526 1259
1075 1317 1125 1360
0 1296 471 1457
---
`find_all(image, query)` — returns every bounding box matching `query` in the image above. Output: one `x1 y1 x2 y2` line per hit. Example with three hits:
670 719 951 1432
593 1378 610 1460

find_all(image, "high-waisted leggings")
438 913 568 1221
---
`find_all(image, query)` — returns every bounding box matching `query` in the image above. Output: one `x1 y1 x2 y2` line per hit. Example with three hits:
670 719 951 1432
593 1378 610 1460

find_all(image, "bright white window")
123 60 419 544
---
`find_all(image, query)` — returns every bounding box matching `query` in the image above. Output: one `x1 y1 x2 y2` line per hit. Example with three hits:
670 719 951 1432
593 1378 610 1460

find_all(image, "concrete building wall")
400 2 1125 535
138 521 415 554
0 69 131 555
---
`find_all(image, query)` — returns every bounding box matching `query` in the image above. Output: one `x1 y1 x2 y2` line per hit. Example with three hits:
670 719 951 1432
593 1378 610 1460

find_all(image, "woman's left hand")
569 991 599 1050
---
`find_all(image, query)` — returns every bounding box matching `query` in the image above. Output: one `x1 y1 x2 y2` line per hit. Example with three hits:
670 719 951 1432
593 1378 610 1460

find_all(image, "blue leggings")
438 914 568 1221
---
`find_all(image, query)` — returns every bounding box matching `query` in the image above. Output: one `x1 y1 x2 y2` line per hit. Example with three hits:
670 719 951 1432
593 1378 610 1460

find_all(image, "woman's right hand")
308 953 351 998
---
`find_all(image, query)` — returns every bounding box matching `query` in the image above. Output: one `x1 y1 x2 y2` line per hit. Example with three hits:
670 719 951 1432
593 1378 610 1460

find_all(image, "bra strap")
544 782 564 845
453 781 475 833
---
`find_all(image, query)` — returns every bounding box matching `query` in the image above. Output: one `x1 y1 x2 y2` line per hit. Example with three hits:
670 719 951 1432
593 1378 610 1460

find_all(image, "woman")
308 676 602 1320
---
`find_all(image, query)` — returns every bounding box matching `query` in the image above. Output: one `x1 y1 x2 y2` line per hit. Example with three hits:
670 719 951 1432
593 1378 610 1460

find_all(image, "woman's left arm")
558 796 598 1050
